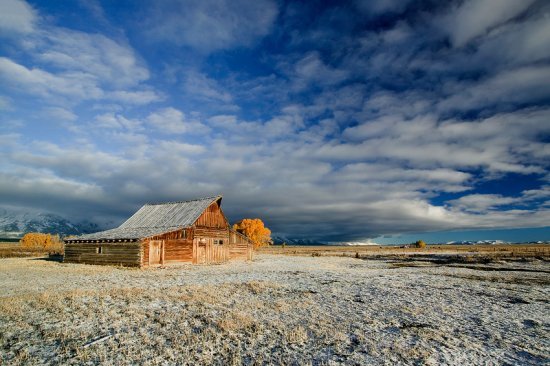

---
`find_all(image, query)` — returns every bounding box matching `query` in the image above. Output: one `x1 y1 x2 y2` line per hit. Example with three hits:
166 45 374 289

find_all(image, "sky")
0 0 549 244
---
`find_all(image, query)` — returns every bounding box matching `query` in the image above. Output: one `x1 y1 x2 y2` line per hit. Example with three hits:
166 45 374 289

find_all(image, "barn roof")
70 195 222 241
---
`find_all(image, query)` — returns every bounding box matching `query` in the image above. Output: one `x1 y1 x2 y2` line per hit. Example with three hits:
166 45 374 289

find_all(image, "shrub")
20 233 64 254
413 240 427 249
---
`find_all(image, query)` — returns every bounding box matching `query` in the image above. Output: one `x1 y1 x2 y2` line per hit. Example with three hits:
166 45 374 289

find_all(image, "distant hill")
0 208 99 239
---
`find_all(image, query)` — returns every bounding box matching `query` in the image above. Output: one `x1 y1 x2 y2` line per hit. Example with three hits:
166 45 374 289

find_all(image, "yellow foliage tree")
20 233 63 253
233 219 272 249
413 240 427 249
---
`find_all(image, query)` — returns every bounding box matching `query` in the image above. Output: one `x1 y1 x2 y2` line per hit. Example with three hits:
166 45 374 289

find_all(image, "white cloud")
94 113 142 131
146 107 210 134
0 4 159 109
0 57 104 100
448 187 550 214
1 1 548 241
44 107 77 122
0 95 13 110
144 0 278 52
108 90 163 105
439 66 550 112
289 52 349 90
183 70 233 103
157 140 205 155
77 0 108 24
36 29 150 88
0 0 36 34
440 0 537 47
339 107 550 175
448 194 518 212
472 15 550 67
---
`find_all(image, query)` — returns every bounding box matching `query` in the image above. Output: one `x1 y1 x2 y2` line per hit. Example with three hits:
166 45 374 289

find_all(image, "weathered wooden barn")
64 196 253 267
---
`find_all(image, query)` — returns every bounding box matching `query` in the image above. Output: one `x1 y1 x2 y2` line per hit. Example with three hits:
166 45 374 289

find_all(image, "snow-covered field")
0 254 548 365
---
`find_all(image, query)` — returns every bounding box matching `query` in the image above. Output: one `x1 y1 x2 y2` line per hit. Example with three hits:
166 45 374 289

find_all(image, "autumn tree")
20 233 63 253
233 219 272 249
413 240 427 249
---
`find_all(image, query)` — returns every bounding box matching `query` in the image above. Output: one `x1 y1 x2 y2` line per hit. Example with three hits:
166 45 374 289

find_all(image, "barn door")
196 238 207 264
149 240 164 265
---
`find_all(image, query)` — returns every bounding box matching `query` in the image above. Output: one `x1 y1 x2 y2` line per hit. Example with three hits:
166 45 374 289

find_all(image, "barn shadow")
30 254 64 263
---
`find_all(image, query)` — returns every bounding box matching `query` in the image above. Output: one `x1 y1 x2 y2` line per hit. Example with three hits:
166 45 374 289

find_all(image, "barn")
64 195 253 267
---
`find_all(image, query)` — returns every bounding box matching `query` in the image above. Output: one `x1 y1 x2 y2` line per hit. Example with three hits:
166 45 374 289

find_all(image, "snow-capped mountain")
270 236 380 246
271 235 327 245
445 240 510 245
0 208 99 238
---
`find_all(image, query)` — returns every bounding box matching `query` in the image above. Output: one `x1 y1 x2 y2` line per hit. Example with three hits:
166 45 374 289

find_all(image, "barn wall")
142 240 149 266
164 239 193 263
64 242 142 267
194 202 228 228
229 230 253 261
142 228 194 266
193 227 230 264
194 227 228 238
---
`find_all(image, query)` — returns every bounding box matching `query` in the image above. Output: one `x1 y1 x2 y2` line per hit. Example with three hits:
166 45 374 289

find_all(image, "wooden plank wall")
229 242 251 260
164 239 193 263
229 230 253 261
64 242 142 267
142 240 149 265
149 228 188 240
194 227 229 239
194 227 229 263
194 202 228 228
142 228 193 266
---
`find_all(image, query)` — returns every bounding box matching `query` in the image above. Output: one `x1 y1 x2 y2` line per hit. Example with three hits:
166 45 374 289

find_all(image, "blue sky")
0 0 549 243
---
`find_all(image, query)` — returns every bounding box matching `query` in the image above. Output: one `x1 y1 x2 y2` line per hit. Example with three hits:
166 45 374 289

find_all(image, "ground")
0 252 548 365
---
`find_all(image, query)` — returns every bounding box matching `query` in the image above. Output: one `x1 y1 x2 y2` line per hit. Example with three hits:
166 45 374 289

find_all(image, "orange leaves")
20 233 63 253
414 240 427 248
233 218 272 249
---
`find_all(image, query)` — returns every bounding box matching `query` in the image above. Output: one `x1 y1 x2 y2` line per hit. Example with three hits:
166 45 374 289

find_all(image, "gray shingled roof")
73 196 222 240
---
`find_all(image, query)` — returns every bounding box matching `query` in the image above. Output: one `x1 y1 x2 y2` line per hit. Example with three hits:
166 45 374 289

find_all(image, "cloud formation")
143 0 278 52
0 0 36 34
0 0 549 242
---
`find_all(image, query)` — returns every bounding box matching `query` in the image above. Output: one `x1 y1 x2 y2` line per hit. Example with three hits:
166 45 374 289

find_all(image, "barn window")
214 239 219 245
181 229 187 239
219 239 224 245
96 247 103 254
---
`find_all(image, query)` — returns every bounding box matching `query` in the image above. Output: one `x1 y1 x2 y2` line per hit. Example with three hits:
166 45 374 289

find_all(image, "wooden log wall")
64 242 142 267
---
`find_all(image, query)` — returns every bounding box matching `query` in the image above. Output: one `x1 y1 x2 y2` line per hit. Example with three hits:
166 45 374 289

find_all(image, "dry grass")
0 281 309 365
259 243 550 261
0 242 49 258
1 255 548 365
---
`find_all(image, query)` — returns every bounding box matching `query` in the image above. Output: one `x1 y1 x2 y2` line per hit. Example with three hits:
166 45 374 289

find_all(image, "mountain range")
0 208 99 239
1 208 545 245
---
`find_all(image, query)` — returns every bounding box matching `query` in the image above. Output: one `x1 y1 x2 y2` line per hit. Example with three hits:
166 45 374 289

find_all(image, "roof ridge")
144 195 222 206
